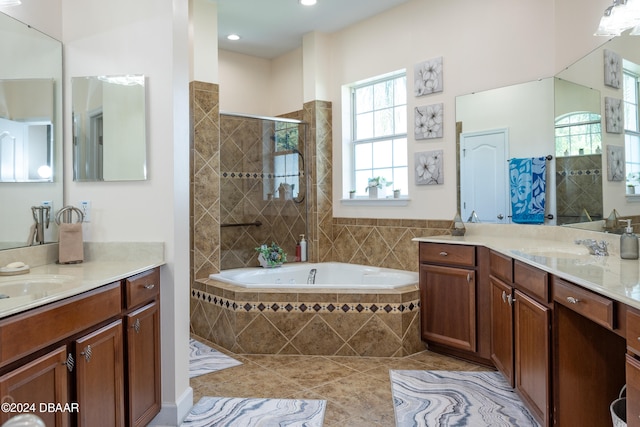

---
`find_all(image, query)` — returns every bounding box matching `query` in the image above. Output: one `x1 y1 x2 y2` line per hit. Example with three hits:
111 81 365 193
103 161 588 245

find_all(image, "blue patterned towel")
509 157 546 224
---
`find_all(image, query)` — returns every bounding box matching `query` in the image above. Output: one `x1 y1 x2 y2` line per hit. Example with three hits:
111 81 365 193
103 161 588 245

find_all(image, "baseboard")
148 386 194 426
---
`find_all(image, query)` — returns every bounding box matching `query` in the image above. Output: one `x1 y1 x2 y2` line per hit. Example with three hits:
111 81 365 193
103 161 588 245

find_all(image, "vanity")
416 223 640 427
0 244 163 427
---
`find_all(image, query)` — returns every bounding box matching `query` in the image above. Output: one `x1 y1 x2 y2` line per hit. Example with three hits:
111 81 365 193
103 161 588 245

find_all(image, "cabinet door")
126 301 161 427
514 290 550 426
75 320 125 427
0 346 70 427
420 264 476 351
628 354 640 427
490 276 514 387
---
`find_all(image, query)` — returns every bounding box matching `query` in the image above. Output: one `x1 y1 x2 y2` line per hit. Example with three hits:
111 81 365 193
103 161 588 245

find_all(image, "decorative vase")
368 186 378 199
258 253 282 268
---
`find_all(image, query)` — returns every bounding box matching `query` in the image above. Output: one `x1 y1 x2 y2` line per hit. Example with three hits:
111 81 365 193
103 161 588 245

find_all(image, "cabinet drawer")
490 250 513 283
553 278 615 330
420 243 475 267
0 283 121 368
628 309 640 356
125 268 160 309
514 261 548 302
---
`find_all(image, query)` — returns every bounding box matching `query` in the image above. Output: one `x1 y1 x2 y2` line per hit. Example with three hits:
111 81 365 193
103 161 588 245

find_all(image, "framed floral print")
604 49 621 89
414 57 443 96
605 97 623 133
415 150 443 185
414 103 443 140
607 144 625 181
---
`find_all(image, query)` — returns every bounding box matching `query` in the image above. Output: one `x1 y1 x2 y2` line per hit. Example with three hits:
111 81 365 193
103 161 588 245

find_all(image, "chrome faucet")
575 239 609 256
307 268 317 285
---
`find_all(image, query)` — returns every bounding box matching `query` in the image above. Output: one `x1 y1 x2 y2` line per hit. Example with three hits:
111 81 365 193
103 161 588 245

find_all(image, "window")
270 121 302 200
555 112 602 157
350 72 407 197
624 69 640 188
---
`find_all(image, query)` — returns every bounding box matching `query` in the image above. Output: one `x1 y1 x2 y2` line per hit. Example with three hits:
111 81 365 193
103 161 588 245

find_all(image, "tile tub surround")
190 278 424 357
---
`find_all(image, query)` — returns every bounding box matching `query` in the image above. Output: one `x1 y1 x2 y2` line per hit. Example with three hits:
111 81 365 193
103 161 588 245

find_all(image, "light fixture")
227 34 240 41
595 0 640 36
0 0 21 7
299 0 317 6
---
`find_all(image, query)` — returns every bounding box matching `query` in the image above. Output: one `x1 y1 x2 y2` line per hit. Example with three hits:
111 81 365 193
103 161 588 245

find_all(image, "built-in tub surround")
190 273 423 357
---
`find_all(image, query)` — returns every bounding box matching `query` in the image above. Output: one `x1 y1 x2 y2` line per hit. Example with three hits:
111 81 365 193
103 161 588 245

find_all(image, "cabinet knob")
566 296 580 304
80 345 92 362
439 251 448 257
502 290 507 303
507 295 515 306
143 283 155 290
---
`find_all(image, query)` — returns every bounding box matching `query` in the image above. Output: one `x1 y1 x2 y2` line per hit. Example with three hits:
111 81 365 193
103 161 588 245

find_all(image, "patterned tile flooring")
190 336 492 426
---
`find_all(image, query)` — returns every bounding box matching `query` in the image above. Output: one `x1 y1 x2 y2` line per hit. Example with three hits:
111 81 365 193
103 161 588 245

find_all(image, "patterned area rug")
181 396 326 427
189 338 242 378
390 370 540 427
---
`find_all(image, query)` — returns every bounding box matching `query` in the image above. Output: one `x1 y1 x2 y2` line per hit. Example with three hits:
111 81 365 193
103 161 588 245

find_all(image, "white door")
460 129 509 223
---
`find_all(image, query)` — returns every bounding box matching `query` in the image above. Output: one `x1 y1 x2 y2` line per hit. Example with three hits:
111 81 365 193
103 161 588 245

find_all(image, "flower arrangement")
255 242 287 267
365 176 392 191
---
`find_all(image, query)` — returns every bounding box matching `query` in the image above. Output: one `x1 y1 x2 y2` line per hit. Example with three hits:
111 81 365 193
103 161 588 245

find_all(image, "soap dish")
0 265 30 276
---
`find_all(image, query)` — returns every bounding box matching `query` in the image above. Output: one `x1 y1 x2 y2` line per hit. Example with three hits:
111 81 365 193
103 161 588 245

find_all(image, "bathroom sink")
515 247 591 259
0 275 78 299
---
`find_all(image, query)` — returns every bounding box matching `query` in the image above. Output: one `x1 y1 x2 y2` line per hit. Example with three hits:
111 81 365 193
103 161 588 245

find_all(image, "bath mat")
189 338 242 378
390 370 540 427
181 396 326 427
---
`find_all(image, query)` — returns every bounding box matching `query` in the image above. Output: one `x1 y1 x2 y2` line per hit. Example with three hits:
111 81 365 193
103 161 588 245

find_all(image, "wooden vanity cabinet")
0 267 161 427
626 308 640 427
419 242 491 364
553 276 626 427
489 250 514 387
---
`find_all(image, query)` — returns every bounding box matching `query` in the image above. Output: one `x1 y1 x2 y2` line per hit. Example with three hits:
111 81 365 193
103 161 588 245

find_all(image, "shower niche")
220 113 308 269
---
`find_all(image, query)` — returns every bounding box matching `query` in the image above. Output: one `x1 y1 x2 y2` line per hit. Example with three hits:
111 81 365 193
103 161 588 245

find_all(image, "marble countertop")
0 242 164 319
413 223 640 311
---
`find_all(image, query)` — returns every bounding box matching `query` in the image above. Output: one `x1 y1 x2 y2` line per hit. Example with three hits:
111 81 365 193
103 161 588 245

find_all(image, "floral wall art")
414 103 443 140
605 97 623 134
415 150 443 185
414 56 443 96
607 144 625 181
604 49 621 89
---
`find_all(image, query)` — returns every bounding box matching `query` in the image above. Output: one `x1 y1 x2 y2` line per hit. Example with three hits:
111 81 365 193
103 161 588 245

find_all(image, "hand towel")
509 157 547 224
58 223 84 264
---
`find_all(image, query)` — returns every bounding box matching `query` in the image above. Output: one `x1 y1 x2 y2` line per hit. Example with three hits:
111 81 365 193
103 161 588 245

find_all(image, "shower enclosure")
219 113 308 269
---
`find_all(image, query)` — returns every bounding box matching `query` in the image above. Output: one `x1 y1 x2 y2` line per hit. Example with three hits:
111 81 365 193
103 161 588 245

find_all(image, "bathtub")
208 262 418 289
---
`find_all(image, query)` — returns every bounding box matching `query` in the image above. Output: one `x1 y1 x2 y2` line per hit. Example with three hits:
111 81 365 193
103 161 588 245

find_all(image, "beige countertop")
413 223 640 311
0 242 164 318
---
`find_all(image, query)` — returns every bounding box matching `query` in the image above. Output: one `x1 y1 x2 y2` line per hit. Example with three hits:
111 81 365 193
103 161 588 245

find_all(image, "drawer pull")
502 291 507 303
439 251 448 257
143 284 156 290
566 296 580 304
507 295 515 306
63 353 75 372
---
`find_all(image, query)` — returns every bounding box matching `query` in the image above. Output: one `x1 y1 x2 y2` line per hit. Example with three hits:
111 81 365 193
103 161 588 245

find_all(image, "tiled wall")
556 154 603 224
219 114 307 269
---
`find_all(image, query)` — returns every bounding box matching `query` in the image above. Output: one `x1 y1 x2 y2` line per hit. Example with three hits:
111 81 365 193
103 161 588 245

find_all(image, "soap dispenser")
299 234 307 262
620 219 639 260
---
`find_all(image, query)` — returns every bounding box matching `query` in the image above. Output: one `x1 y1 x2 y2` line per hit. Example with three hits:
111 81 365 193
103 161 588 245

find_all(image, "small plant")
255 242 287 267
365 176 392 192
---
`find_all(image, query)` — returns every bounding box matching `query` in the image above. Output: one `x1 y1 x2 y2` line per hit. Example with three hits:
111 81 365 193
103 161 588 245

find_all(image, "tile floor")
190 336 492 426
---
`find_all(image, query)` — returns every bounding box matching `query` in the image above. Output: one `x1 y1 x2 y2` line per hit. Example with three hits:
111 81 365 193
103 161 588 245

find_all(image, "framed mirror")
72 75 147 181
0 12 63 249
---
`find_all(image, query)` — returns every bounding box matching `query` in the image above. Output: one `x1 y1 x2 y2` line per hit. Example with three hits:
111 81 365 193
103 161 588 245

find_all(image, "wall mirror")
0 12 63 249
457 30 640 230
72 75 147 181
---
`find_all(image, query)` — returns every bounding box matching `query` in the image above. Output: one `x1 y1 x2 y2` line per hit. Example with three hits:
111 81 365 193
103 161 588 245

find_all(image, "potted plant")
255 243 287 267
628 172 640 195
365 177 392 199
393 189 401 199
349 190 356 199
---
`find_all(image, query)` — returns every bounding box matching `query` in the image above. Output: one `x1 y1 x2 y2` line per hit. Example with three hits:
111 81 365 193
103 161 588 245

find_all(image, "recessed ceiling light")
0 0 21 6
227 34 241 41
299 0 317 6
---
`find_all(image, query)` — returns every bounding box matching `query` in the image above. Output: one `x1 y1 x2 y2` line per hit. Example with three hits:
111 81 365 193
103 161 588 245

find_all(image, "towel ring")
55 206 84 225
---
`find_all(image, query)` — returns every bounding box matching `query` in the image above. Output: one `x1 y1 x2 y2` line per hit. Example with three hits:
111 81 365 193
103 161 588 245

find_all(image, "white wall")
62 0 191 424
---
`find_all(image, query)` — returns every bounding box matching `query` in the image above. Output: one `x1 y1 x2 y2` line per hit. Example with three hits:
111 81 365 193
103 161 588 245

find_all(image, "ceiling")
212 0 411 59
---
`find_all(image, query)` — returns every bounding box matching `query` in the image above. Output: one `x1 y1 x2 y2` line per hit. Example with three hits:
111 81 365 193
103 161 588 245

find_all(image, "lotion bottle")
620 219 639 260
299 234 307 262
